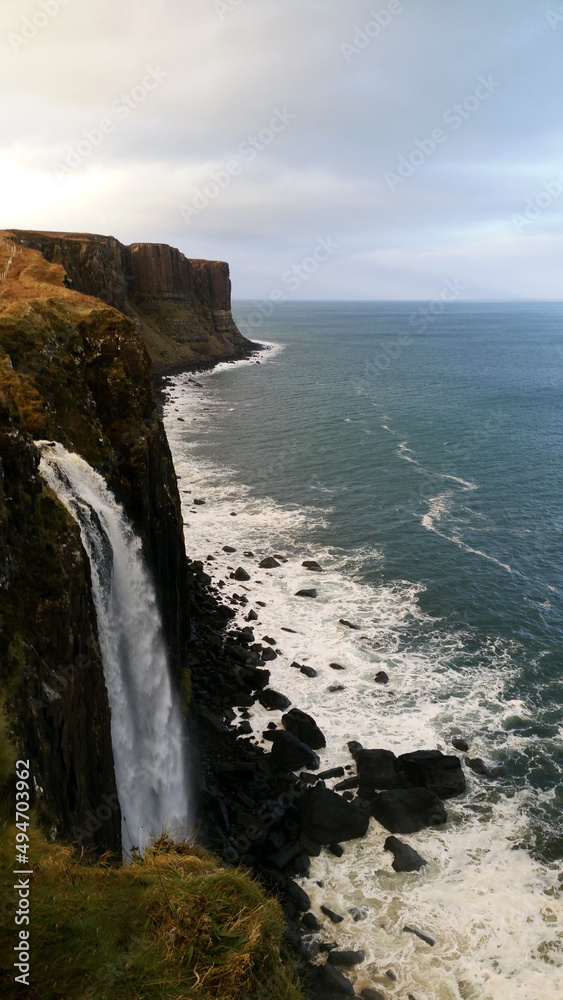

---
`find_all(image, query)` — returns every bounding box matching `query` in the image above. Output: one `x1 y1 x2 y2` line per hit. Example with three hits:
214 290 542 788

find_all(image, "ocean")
162 301 563 1000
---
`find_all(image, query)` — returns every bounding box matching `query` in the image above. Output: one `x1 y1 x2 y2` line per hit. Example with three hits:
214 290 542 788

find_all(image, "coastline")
163 325 563 1000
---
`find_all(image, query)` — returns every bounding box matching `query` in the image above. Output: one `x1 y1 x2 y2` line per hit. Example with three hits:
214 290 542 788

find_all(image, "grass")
0 707 304 1000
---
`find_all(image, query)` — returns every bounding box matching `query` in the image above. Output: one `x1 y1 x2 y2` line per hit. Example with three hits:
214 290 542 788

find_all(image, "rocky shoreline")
182 543 483 1000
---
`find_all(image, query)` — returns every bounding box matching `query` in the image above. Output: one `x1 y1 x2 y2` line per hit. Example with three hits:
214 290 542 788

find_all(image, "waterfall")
38 441 190 856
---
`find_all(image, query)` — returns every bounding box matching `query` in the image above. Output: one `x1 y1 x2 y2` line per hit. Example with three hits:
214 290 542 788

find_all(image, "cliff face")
4 230 252 371
0 239 191 850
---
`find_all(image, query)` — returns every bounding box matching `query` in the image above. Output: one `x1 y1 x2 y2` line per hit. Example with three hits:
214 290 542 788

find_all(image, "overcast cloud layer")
1 0 562 299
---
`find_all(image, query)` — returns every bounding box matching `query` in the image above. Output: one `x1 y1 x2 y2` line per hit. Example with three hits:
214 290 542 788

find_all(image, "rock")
403 924 435 946
258 688 291 711
347 740 363 760
256 600 266 607
243 550 255 557
259 557 281 568
222 545 236 553
334 776 359 791
260 647 278 662
452 737 469 752
281 626 297 633
327 950 365 967
465 756 494 777
300 832 322 856
330 662 346 670
262 635 277 645
234 566 251 581
301 785 370 843
385 969 397 981
302 911 320 932
349 905 369 922
285 880 310 912
302 560 323 571
371 788 447 834
328 843 344 857
238 720 252 735
328 682 345 692
318 941 338 952
269 730 320 772
282 707 326 749
301 665 318 678
193 498 206 505
295 588 318 598
384 835 428 872
245 609 258 621
360 990 386 1000
339 619 360 629
320 905 345 923
318 767 345 780
374 670 389 684
356 749 398 792
397 750 465 799
314 963 355 997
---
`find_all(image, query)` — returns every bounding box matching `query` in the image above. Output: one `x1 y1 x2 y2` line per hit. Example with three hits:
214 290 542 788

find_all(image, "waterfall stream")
38 442 190 856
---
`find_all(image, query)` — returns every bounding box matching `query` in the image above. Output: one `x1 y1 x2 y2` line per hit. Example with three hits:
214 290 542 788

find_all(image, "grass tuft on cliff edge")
0 716 304 1000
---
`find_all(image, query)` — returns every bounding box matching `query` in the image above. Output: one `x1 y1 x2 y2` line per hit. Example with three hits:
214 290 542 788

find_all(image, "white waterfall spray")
38 441 190 856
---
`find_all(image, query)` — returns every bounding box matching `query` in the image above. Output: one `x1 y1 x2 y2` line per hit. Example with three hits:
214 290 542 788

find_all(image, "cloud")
0 0 561 298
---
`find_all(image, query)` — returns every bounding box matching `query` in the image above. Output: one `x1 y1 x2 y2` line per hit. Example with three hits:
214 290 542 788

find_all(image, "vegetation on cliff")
0 716 304 1000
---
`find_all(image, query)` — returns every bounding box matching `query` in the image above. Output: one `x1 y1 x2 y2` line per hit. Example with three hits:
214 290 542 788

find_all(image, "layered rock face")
4 230 251 369
0 239 191 850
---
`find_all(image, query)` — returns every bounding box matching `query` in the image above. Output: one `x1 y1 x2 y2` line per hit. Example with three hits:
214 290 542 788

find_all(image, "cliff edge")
1 230 253 372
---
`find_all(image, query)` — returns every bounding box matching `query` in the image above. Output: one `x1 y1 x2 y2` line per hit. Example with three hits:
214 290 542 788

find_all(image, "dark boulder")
260 647 278 662
314 963 355 998
403 924 435 946
384 835 428 872
302 911 320 932
282 707 326 749
452 737 469 752
234 566 250 581
295 588 318 598
285 880 310 912
465 756 494 777
347 740 363 760
356 748 398 792
318 766 345 780
327 950 365 967
257 688 291 711
349 905 369 922
259 556 281 568
330 662 346 670
371 788 447 833
222 545 236 552
361 990 386 1000
397 750 465 799
303 559 323 571
328 843 344 857
300 665 318 678
339 619 360 629
320 904 344 923
334 776 359 791
301 785 370 844
269 730 320 772
328 682 345 692
374 670 389 684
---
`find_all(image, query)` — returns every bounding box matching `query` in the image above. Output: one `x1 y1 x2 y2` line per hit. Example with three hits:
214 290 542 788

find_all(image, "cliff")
2 230 253 371
0 238 191 850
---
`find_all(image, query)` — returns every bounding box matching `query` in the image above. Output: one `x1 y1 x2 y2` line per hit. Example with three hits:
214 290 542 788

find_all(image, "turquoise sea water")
164 302 563 999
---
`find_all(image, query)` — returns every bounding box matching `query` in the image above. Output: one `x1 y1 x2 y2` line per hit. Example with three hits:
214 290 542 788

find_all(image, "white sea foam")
162 367 563 1000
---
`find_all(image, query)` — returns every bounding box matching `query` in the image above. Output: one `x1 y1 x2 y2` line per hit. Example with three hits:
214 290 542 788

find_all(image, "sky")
1 0 562 300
